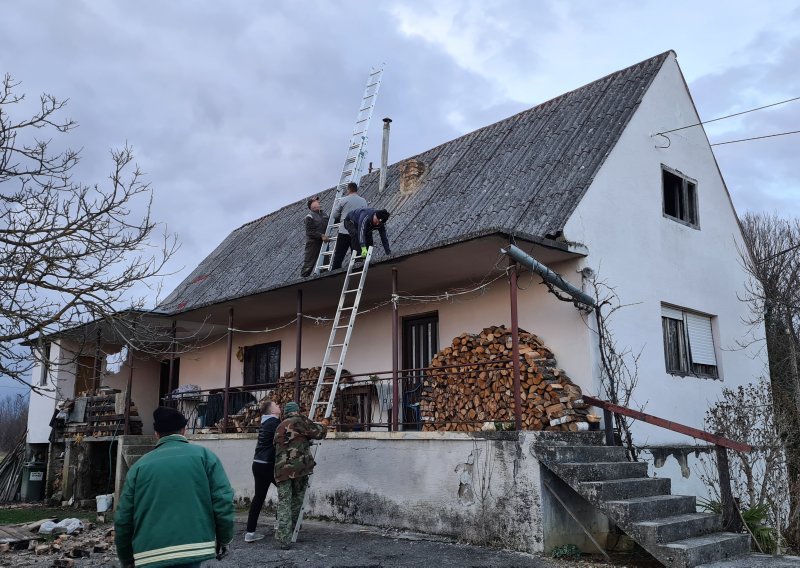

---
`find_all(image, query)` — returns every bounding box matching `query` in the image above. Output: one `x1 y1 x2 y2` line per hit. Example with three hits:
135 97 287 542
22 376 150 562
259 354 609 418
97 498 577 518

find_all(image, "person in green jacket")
115 407 234 567
273 401 328 549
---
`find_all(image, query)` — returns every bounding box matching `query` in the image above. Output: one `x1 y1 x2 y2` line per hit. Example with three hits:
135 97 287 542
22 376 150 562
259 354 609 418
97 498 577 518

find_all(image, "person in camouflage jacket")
273 401 327 548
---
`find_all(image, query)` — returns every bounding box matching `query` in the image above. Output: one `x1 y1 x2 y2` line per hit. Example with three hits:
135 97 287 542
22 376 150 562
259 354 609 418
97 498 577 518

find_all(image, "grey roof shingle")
160 51 670 314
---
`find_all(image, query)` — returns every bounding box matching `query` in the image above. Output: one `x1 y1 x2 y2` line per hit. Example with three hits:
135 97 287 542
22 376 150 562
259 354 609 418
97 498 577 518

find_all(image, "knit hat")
284 401 300 414
376 209 390 222
153 406 188 434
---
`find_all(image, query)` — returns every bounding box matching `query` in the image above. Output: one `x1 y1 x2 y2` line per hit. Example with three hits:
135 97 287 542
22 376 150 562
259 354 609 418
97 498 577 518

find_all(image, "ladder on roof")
292 246 374 542
313 66 384 275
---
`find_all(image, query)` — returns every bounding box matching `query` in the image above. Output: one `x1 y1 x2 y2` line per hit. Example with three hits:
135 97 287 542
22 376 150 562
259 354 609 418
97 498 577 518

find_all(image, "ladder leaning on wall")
292 246 375 542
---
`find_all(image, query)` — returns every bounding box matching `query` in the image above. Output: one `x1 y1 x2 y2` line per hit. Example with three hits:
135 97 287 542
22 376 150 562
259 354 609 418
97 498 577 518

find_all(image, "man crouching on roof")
343 208 391 259
274 401 328 549
115 407 234 567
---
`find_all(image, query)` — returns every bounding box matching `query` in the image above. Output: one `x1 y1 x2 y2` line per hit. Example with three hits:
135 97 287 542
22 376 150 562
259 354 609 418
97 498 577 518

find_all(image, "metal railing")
581 394 751 533
162 359 517 434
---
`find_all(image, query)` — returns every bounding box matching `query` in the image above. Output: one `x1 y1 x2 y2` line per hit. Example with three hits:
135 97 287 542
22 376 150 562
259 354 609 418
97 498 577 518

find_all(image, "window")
661 305 718 378
662 166 698 227
38 342 52 386
243 341 281 386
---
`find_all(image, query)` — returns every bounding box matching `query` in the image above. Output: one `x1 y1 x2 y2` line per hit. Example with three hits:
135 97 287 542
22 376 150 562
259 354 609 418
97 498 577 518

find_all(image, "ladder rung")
343 289 359 294
330 343 346 348
334 325 349 329
350 270 364 276
365 81 380 88
321 250 334 256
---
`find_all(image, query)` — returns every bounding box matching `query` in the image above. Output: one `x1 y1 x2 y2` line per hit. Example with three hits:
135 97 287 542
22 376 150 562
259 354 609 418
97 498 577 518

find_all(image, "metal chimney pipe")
379 117 392 193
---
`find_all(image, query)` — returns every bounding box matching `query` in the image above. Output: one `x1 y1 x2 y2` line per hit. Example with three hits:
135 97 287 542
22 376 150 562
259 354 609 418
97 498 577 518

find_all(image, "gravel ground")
3 515 657 568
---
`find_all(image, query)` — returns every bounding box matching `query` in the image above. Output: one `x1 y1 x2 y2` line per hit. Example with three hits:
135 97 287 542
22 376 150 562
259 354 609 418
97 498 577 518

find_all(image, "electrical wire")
711 129 800 146
654 95 800 136
757 242 800 264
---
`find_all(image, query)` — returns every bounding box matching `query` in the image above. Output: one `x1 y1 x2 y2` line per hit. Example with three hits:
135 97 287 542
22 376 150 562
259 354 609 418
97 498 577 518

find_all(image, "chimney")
378 118 391 193
400 158 426 195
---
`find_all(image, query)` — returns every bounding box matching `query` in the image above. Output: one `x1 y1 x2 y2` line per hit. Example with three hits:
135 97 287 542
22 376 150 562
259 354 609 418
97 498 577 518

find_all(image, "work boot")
244 532 265 543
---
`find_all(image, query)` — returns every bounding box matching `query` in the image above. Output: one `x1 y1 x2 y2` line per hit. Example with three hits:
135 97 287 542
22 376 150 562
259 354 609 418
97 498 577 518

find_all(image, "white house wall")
26 342 78 444
562 54 763 451
103 356 161 435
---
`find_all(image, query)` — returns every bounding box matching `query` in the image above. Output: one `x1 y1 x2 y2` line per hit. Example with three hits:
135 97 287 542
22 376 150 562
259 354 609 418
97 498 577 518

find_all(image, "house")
25 51 764 559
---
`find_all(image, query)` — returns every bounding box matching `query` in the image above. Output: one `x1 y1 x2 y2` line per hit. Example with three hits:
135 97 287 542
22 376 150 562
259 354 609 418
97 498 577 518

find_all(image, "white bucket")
96 493 114 513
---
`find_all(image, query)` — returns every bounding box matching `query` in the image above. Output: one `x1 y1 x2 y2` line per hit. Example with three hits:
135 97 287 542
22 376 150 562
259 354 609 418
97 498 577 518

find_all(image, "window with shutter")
661 304 718 378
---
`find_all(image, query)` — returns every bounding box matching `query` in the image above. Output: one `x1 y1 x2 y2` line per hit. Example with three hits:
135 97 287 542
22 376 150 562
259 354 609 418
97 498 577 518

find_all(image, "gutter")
501 244 595 309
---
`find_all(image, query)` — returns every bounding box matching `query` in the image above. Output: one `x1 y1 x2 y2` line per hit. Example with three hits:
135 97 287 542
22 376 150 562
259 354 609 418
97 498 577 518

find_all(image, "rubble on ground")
0 516 116 567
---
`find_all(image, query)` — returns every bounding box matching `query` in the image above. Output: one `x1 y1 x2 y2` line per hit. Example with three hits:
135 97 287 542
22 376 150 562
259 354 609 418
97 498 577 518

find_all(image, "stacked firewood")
220 367 349 432
420 325 596 432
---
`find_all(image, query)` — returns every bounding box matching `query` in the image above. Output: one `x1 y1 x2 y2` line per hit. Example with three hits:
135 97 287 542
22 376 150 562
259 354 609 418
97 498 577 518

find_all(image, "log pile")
219 367 350 432
421 325 595 432
63 393 142 439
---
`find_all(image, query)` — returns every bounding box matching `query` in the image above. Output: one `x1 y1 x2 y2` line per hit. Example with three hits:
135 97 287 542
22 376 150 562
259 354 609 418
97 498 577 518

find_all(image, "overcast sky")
1 1 799 392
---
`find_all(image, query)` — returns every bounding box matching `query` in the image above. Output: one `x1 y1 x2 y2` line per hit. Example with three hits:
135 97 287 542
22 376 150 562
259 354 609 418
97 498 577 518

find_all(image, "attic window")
662 166 698 228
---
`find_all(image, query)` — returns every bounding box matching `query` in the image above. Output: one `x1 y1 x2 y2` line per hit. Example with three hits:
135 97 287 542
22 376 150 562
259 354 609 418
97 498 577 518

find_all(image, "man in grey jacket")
330 182 368 270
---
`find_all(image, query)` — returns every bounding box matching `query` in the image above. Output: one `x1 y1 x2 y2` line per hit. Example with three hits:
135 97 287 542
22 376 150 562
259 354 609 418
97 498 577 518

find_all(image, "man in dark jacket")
115 407 234 568
273 402 327 549
301 197 330 277
343 208 391 259
244 401 282 543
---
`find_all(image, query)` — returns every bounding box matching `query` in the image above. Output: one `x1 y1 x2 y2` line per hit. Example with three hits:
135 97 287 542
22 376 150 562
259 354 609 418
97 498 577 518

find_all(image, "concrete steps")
534 443 752 568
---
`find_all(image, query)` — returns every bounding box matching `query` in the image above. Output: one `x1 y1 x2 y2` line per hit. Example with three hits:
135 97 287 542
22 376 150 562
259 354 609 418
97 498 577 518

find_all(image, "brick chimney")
400 159 426 195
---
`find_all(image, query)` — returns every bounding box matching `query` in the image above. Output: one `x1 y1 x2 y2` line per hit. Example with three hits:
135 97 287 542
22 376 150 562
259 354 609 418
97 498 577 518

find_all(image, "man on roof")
301 196 330 277
343 208 391 259
329 182 368 270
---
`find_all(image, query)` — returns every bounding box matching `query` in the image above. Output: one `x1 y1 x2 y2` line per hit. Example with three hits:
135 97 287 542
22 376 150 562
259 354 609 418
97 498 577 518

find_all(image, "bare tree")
0 393 29 452
584 274 643 461
698 378 790 553
739 211 800 548
0 74 177 390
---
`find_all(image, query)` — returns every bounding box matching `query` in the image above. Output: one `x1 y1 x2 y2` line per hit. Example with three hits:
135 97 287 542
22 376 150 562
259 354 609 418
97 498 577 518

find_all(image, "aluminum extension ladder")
313 66 384 275
292 246 374 542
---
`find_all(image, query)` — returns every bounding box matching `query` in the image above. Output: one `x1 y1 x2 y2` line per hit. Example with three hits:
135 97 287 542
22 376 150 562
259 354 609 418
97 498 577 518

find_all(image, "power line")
654 95 800 136
710 129 800 146
758 242 800 264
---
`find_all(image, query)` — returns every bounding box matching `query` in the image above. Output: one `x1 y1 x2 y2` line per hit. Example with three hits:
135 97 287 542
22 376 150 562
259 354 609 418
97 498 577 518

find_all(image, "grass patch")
0 507 96 526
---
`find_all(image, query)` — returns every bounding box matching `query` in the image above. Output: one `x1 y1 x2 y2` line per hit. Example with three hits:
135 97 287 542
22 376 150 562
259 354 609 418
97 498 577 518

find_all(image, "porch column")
509 261 523 431
392 267 399 431
223 307 234 432
295 290 303 402
93 328 102 394
124 346 134 435
168 320 177 392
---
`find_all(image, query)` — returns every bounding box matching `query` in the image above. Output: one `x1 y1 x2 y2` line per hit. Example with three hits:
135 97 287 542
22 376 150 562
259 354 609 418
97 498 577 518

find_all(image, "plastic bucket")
96 493 114 513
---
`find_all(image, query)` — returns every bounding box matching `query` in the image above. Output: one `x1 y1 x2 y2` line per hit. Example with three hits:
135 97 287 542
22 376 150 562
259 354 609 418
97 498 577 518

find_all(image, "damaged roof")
159 51 671 314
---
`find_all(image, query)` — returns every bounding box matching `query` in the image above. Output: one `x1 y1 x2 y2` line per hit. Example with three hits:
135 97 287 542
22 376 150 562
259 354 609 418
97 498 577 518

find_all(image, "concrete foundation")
189 430 611 554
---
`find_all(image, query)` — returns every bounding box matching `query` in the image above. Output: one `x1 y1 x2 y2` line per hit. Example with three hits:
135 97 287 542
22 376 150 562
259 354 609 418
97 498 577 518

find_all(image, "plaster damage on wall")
648 445 710 479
